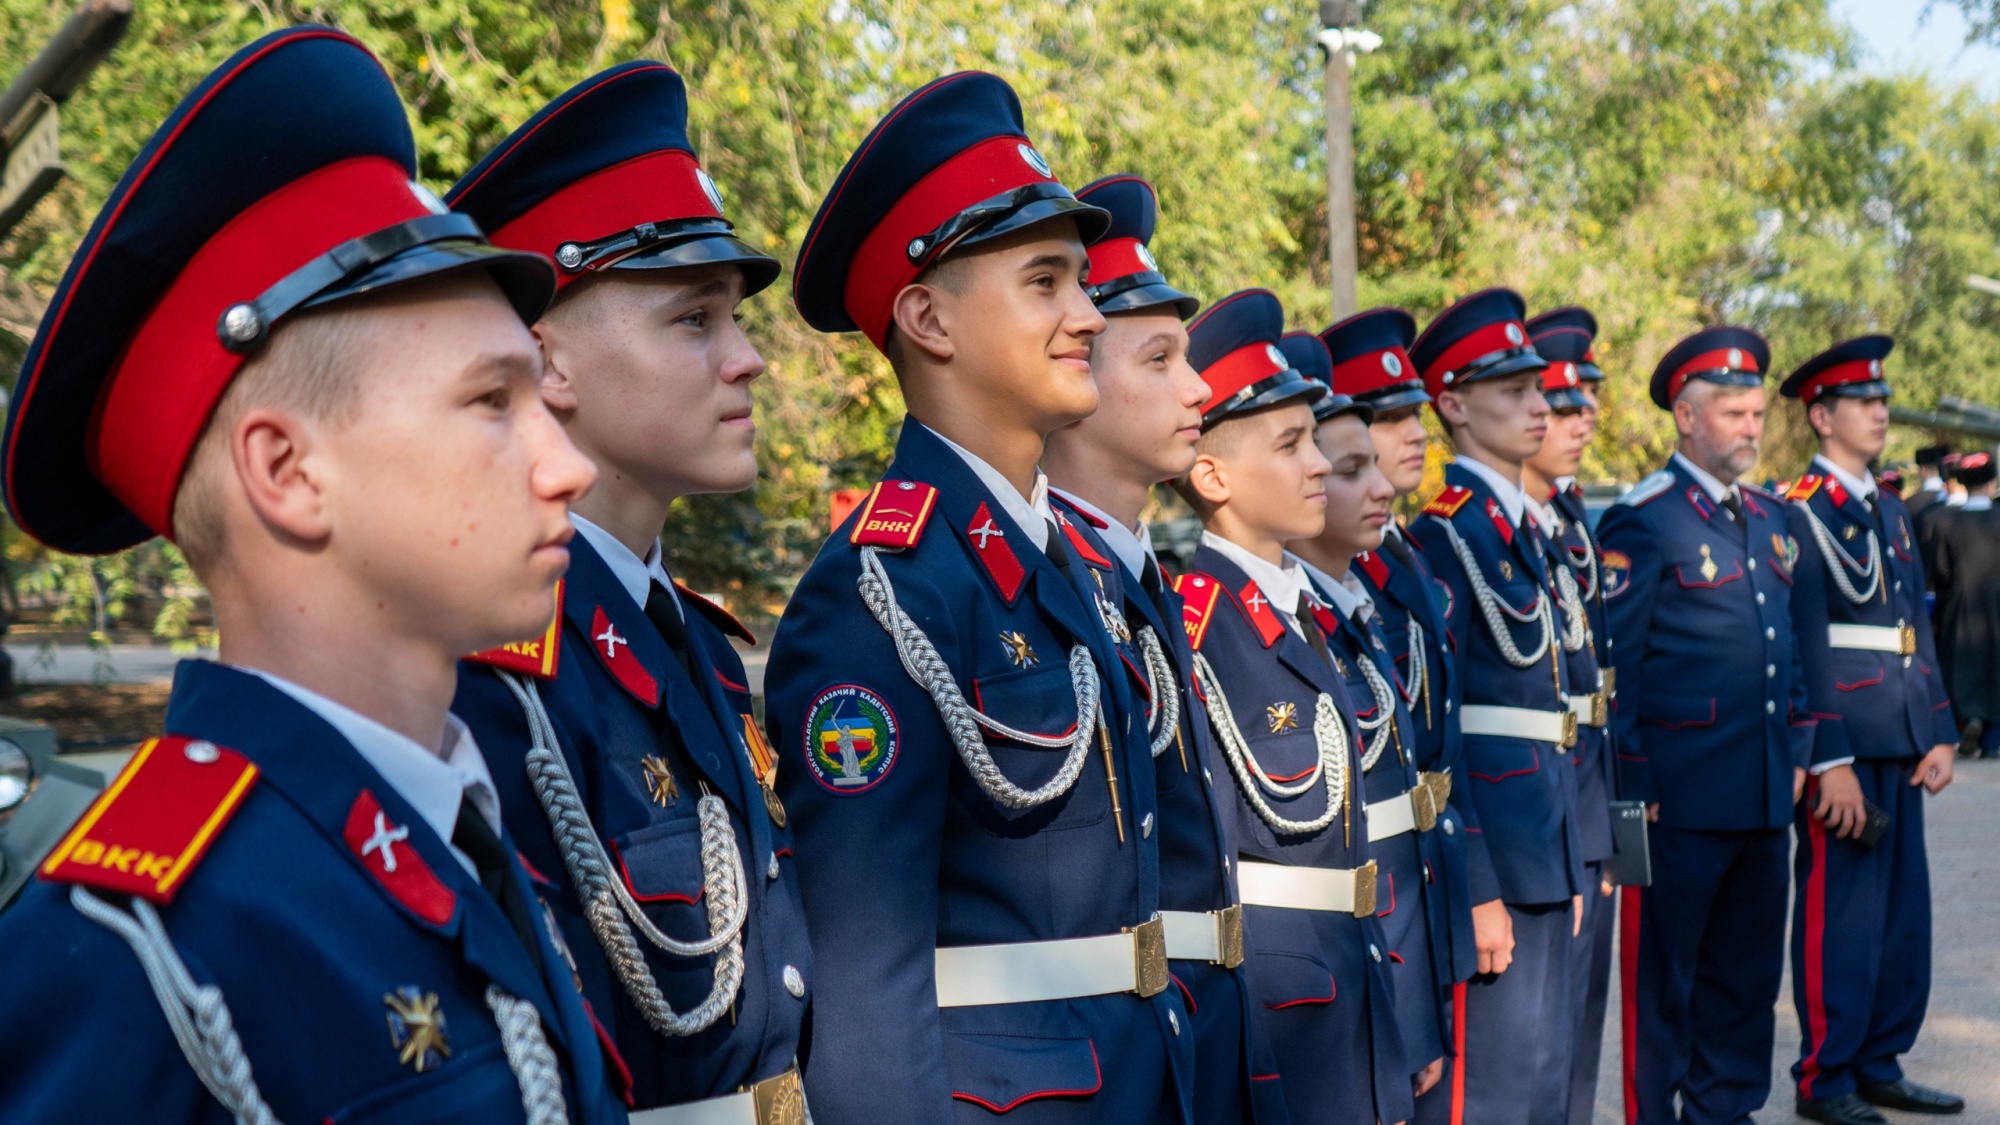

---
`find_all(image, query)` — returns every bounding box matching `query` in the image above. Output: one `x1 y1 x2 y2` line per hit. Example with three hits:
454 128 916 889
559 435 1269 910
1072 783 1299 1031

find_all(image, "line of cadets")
0 30 1962 1125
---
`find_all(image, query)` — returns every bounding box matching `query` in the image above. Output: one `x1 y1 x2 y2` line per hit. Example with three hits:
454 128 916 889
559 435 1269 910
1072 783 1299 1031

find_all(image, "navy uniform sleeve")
1595 503 1663 805
1783 503 1852 768
765 546 955 1120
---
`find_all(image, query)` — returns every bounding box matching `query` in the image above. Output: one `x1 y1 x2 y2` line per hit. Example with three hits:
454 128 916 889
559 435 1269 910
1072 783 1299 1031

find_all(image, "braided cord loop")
485 985 570 1125
1436 517 1553 668
1136 625 1182 758
1192 654 1348 835
855 545 1099 808
500 672 745 1037
1553 560 1590 654
1401 619 1428 707
1799 504 1882 604
1351 647 1399 771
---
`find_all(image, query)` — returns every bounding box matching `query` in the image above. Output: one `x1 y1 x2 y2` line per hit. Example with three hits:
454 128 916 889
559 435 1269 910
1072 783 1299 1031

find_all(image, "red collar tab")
1798 357 1885 403
1684 486 1715 520
1199 340 1291 417
1174 571 1225 651
1823 475 1850 508
490 150 721 292
1056 513 1113 569
1356 549 1389 588
1423 485 1474 518
674 580 756 645
850 480 939 550
1086 235 1156 286
91 156 444 539
588 606 661 707
1055 495 1108 528
39 735 259 904
343 788 456 925
965 501 1028 603
1424 319 1529 391
1485 498 1516 544
1332 345 1420 398
1308 601 1344 642
1786 475 1822 502
845 133 1055 348
1233 579 1287 648
1666 345 1761 404
466 579 564 679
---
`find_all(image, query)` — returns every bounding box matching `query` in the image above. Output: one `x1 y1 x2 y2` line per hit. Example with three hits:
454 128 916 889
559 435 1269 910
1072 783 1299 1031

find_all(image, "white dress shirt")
925 423 1051 551
1454 455 1531 528
1295 557 1375 624
1811 455 1877 506
252 669 499 879
1050 488 1151 583
571 513 681 619
1201 531 1315 638
1964 495 1993 512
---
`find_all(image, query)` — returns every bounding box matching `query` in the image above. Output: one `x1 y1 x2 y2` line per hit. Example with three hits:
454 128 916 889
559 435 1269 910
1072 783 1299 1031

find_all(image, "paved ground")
6 642 212 685
1592 759 2000 1124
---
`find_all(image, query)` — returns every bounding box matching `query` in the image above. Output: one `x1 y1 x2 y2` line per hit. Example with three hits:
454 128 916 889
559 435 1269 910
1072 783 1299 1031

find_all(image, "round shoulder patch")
803 684 901 795
1601 549 1633 599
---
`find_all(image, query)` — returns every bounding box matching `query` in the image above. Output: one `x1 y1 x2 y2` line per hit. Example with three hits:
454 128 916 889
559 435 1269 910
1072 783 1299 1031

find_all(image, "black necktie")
1043 520 1072 571
1720 489 1745 524
1297 605 1334 669
452 793 540 957
1141 558 1165 596
645 580 696 679
1381 529 1415 568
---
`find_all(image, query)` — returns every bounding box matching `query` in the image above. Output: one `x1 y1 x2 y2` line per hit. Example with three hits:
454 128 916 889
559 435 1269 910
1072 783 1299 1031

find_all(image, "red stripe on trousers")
1451 980 1468 1125
1798 794 1831 1097
1620 887 1641 1125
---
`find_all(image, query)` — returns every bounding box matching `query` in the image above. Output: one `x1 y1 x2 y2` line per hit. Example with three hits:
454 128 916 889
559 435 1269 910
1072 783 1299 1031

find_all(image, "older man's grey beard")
1706 438 1760 483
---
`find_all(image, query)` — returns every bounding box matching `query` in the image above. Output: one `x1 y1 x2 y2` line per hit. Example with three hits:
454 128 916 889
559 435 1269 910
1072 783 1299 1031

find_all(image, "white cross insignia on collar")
969 519 1005 549
1245 591 1269 614
362 811 411 873
597 623 628 660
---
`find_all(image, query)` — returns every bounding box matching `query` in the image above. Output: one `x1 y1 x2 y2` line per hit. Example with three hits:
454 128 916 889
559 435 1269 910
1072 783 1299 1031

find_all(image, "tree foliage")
1 0 1996 634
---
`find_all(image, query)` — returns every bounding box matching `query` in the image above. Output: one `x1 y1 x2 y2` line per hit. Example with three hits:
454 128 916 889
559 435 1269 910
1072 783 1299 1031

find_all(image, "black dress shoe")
1958 719 1985 758
1796 1093 1890 1125
1859 1079 1965 1114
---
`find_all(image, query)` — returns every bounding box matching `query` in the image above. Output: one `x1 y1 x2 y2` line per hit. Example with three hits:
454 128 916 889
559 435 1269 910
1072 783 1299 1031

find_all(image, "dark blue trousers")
1456 902 1576 1125
1791 761 1932 1101
1568 867 1615 1125
1623 826 1788 1125
1412 992 1454 1125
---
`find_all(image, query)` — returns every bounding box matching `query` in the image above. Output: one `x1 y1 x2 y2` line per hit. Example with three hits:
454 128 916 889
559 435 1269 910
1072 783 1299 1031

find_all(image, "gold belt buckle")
1351 860 1379 919
1410 783 1438 832
1899 625 1917 656
1216 904 1245 969
1600 668 1616 697
1559 711 1579 749
1422 769 1453 806
752 1066 809 1125
1128 916 1169 998
1588 692 1608 728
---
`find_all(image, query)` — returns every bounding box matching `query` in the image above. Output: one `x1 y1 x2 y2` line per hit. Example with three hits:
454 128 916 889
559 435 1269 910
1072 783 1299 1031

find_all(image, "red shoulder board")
466 579 564 679
41 736 260 904
1174 572 1225 651
1424 485 1473 518
1786 475 1823 502
1356 549 1389 588
673 581 757 645
1056 512 1113 569
1233 580 1287 649
850 480 939 550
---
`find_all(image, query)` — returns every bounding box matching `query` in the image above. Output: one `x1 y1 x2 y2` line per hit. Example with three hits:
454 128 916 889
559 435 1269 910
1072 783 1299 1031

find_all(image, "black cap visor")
553 216 781 297
1203 371 1327 430
1811 380 1893 404
1312 392 1375 426
1438 346 1546 391
912 184 1111 270
1543 386 1590 411
1683 368 1765 393
1091 272 1199 319
1575 361 1604 383
303 238 557 327
1355 382 1435 415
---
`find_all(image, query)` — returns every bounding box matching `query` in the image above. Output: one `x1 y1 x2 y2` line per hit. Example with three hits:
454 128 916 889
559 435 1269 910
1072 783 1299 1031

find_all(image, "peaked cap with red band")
1529 327 1593 411
1279 331 1372 425
792 72 1109 348
1188 290 1326 428
1780 334 1894 405
1320 306 1427 413
1075 174 1196 318
1525 306 1602 383
1408 287 1546 402
1648 325 1768 410
1 27 555 555
447 61 778 297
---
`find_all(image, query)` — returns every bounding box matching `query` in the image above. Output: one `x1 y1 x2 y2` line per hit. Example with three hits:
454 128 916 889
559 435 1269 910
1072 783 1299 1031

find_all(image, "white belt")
933 918 1168 1007
629 1067 808 1125
1237 858 1379 918
1365 786 1438 842
1565 691 1608 728
1828 623 1916 656
1460 703 1578 748
1160 906 1246 968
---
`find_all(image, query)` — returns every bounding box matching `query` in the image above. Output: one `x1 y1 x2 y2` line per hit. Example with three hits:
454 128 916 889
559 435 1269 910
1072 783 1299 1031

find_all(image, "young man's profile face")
537 263 764 500
1200 401 1331 543
1066 310 1208 483
1316 414 1394 556
1529 406 1591 481
1369 403 1430 496
1440 369 1548 464
322 275 595 653
1811 395 1890 462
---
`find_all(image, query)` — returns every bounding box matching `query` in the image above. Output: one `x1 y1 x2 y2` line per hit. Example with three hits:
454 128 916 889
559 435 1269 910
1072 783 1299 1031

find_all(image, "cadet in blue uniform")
1779 337 1962 1124
1041 174 1289 1125
1594 326 1817 1125
1521 307 1620 1125
1287 330 1451 1107
1171 288 1412 1125
765 74 1194 1122
0 28 625 1124
1407 288 1587 1125
443 65 814 1121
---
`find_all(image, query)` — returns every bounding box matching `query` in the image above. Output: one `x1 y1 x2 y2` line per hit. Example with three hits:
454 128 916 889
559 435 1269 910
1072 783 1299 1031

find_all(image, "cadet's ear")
1433 388 1468 431
1671 394 1698 439
533 320 579 413
1186 451 1231 508
889 282 957 364
230 405 333 545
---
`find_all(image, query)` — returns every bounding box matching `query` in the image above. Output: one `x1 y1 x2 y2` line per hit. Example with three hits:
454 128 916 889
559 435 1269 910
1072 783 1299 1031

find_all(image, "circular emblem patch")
1869 359 1882 376
697 168 726 213
1267 343 1288 369
1564 363 1578 385
803 684 900 795
1504 323 1525 345
1601 549 1633 599
1136 244 1159 271
1382 351 1403 376
1018 144 1052 178
1728 348 1744 368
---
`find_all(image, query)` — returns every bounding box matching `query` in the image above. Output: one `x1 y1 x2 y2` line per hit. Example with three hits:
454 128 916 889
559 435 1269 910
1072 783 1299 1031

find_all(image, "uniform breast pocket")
968 662 1104 830
326 1040 524 1124
1464 735 1542 784
610 816 710 939
1636 693 1717 729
